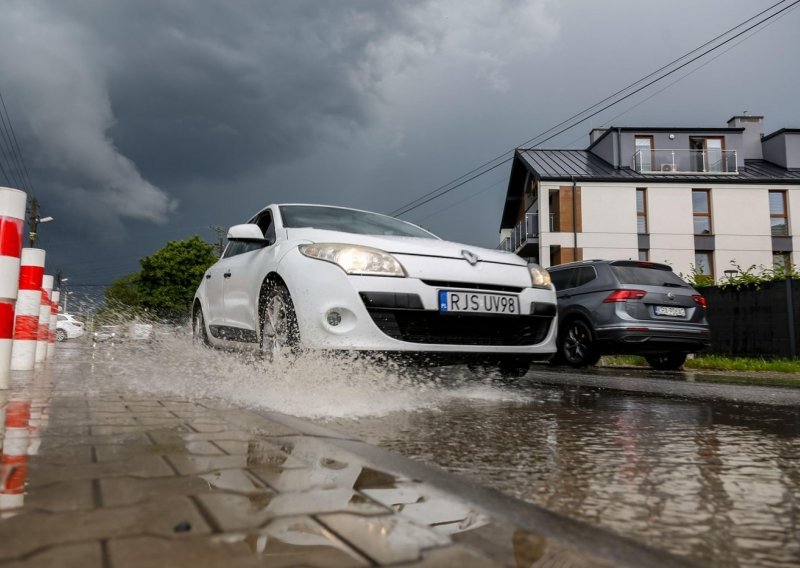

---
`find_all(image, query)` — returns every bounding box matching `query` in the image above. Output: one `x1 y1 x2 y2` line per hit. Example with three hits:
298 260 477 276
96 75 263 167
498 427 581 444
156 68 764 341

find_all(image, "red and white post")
10 249 46 371
47 290 59 359
34 276 53 365
0 398 31 511
0 188 27 389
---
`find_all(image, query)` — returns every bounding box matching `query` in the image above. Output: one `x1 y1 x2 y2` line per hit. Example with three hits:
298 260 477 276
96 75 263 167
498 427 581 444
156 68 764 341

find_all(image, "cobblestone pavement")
0 344 693 567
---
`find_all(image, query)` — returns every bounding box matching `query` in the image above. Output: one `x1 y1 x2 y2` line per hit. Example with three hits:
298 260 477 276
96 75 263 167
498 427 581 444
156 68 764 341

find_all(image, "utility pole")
209 226 226 258
28 197 39 247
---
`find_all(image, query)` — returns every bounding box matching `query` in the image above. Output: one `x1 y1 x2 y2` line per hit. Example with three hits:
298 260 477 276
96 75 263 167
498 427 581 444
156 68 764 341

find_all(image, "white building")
498 115 800 282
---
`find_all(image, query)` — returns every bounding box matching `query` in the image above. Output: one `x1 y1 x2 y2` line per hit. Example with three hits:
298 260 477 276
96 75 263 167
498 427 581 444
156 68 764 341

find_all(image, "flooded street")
77 339 800 567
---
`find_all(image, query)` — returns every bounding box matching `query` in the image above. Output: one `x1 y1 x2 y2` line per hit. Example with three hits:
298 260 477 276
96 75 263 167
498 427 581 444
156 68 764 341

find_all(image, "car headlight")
529 263 552 288
299 243 406 277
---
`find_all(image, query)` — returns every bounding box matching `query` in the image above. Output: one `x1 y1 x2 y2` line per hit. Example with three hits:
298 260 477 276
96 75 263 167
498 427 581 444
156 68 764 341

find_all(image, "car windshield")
610 264 689 287
279 206 438 239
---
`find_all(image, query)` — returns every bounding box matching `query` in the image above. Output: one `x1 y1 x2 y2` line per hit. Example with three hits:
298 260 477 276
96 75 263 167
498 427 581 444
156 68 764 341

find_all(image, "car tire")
645 353 687 371
56 329 67 342
192 306 211 347
559 319 600 367
260 282 300 362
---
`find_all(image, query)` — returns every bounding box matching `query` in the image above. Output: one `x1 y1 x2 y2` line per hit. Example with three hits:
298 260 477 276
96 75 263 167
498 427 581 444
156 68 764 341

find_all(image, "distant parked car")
193 203 557 376
93 325 122 344
548 260 711 370
56 313 85 341
128 323 155 342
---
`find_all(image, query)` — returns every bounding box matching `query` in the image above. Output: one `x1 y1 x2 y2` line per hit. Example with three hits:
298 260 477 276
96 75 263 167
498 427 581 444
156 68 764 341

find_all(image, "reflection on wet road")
327 377 800 568
50 338 800 567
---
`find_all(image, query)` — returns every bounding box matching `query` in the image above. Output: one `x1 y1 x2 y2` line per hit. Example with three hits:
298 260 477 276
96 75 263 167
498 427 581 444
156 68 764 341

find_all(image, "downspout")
616 127 622 169
571 175 578 258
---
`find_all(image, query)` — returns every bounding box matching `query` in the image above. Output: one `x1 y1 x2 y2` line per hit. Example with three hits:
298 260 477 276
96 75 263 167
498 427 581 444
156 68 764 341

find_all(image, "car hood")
285 229 524 267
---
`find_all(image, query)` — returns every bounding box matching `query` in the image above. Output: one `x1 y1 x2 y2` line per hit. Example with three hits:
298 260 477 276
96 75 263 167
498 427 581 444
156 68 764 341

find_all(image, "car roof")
548 259 673 272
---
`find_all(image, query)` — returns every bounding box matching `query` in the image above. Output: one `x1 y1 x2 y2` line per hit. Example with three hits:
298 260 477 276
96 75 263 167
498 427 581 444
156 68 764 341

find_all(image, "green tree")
105 273 142 307
137 236 218 319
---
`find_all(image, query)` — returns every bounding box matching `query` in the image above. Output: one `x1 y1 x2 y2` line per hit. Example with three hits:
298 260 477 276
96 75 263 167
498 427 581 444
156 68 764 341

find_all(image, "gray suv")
548 260 711 370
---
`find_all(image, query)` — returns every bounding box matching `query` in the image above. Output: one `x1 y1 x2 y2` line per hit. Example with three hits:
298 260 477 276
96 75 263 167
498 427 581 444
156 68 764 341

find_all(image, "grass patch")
601 354 800 374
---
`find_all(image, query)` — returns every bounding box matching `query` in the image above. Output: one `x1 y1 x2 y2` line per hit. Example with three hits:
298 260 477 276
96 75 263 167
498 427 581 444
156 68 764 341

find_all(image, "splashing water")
81 334 529 419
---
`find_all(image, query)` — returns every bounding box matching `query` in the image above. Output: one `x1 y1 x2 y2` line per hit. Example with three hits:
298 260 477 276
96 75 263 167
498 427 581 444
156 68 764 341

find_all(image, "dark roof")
516 149 800 183
500 149 800 229
761 128 800 143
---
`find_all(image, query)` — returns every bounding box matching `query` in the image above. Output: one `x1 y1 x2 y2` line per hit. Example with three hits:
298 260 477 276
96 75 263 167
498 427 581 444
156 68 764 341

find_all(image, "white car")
192 204 557 375
56 313 85 341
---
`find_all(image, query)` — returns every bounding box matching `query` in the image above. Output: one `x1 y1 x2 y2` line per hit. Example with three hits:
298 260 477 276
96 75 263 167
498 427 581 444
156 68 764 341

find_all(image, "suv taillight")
692 295 707 309
603 289 647 303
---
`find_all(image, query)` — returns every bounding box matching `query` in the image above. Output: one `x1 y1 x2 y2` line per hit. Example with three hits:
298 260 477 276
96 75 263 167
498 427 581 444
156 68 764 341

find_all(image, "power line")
389 0 798 218
0 88 35 195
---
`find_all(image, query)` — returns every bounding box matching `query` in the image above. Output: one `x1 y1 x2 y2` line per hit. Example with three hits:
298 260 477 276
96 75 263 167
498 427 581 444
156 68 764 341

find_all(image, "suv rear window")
610 264 688 287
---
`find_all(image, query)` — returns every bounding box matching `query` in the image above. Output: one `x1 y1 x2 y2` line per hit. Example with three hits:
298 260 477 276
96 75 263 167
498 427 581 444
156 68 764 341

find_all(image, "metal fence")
701 279 799 359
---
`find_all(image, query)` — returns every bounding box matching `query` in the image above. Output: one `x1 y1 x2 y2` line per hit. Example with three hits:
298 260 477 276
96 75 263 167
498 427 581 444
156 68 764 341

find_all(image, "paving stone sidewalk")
0 344 694 567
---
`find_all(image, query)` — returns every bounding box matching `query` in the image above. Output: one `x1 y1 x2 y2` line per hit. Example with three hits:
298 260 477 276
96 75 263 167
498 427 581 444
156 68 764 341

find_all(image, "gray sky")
0 0 798 296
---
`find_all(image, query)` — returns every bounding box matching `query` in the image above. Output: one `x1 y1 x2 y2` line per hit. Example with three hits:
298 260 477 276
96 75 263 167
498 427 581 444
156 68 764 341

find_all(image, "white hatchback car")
192 204 557 375
56 313 85 341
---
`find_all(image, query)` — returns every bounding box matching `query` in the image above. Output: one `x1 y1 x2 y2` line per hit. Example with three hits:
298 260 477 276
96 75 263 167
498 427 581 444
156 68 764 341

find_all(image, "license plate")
655 305 686 317
438 290 520 315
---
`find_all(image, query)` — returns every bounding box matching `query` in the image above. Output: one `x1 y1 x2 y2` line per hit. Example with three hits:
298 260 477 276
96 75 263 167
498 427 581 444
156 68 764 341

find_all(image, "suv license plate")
655 305 686 317
439 290 519 314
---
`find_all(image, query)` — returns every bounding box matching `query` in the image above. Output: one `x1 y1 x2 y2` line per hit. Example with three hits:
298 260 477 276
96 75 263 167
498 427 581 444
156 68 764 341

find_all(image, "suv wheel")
645 353 687 371
560 319 600 367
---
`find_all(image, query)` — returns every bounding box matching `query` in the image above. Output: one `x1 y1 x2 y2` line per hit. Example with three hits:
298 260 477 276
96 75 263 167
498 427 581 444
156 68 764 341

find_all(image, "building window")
773 251 792 272
690 137 725 172
769 190 789 236
692 189 712 235
636 188 648 234
694 251 714 284
635 136 654 172
638 249 649 261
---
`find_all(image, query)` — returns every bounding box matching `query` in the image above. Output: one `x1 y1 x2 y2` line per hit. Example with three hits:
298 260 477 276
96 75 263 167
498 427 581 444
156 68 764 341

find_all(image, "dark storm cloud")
0 0 437 230
0 0 796 288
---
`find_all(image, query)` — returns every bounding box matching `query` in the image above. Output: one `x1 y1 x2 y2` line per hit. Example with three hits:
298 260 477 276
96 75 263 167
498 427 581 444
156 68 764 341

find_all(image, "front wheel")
56 329 67 342
559 319 600 367
260 282 300 362
192 306 211 347
645 353 687 371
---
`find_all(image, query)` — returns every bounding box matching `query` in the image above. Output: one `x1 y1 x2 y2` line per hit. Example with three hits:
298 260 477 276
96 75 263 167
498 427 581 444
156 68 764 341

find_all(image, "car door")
223 210 279 334
202 257 230 328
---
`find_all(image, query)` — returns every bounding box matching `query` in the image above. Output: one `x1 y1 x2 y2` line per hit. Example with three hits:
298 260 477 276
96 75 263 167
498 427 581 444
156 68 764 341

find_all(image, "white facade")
535 182 800 282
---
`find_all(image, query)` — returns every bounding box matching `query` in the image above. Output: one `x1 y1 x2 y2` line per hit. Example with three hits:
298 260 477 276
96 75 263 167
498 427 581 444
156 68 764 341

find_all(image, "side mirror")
227 224 266 242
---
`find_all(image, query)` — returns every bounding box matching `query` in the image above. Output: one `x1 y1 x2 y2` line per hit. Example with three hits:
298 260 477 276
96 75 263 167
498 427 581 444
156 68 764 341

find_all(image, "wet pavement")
329 371 800 568
0 343 693 568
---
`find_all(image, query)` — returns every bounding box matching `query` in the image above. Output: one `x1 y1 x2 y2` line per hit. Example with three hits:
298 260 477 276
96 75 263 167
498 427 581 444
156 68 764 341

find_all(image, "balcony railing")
498 213 553 253
633 149 738 174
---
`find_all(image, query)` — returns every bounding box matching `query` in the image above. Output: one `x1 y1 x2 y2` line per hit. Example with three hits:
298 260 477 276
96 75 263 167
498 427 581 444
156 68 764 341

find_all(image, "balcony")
498 213 552 255
633 149 738 175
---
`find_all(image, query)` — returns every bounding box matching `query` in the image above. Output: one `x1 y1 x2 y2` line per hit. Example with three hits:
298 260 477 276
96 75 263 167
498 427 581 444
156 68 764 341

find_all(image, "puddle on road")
76 336 527 419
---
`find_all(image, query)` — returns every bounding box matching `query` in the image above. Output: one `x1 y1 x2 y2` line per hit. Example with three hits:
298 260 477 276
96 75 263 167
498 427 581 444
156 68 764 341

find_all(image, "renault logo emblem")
461 249 480 265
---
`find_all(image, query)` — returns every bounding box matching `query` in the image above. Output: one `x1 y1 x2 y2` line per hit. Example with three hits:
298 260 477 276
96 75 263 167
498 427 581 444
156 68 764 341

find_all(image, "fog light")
326 310 342 326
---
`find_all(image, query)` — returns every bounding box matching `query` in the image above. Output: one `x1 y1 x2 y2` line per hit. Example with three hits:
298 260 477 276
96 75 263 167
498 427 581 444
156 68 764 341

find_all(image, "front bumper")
279 248 558 355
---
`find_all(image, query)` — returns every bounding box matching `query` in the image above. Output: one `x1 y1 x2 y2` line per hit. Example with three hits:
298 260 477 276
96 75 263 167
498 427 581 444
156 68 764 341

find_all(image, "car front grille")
365 308 553 346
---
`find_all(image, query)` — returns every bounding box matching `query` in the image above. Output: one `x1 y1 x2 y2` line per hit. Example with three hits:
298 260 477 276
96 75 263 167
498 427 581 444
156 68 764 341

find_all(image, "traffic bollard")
0 187 27 389
34 275 53 364
10 248 46 371
47 290 59 359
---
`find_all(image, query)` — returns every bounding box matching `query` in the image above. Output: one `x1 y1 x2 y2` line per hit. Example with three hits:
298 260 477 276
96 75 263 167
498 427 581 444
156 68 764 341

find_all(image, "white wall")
536 181 800 279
